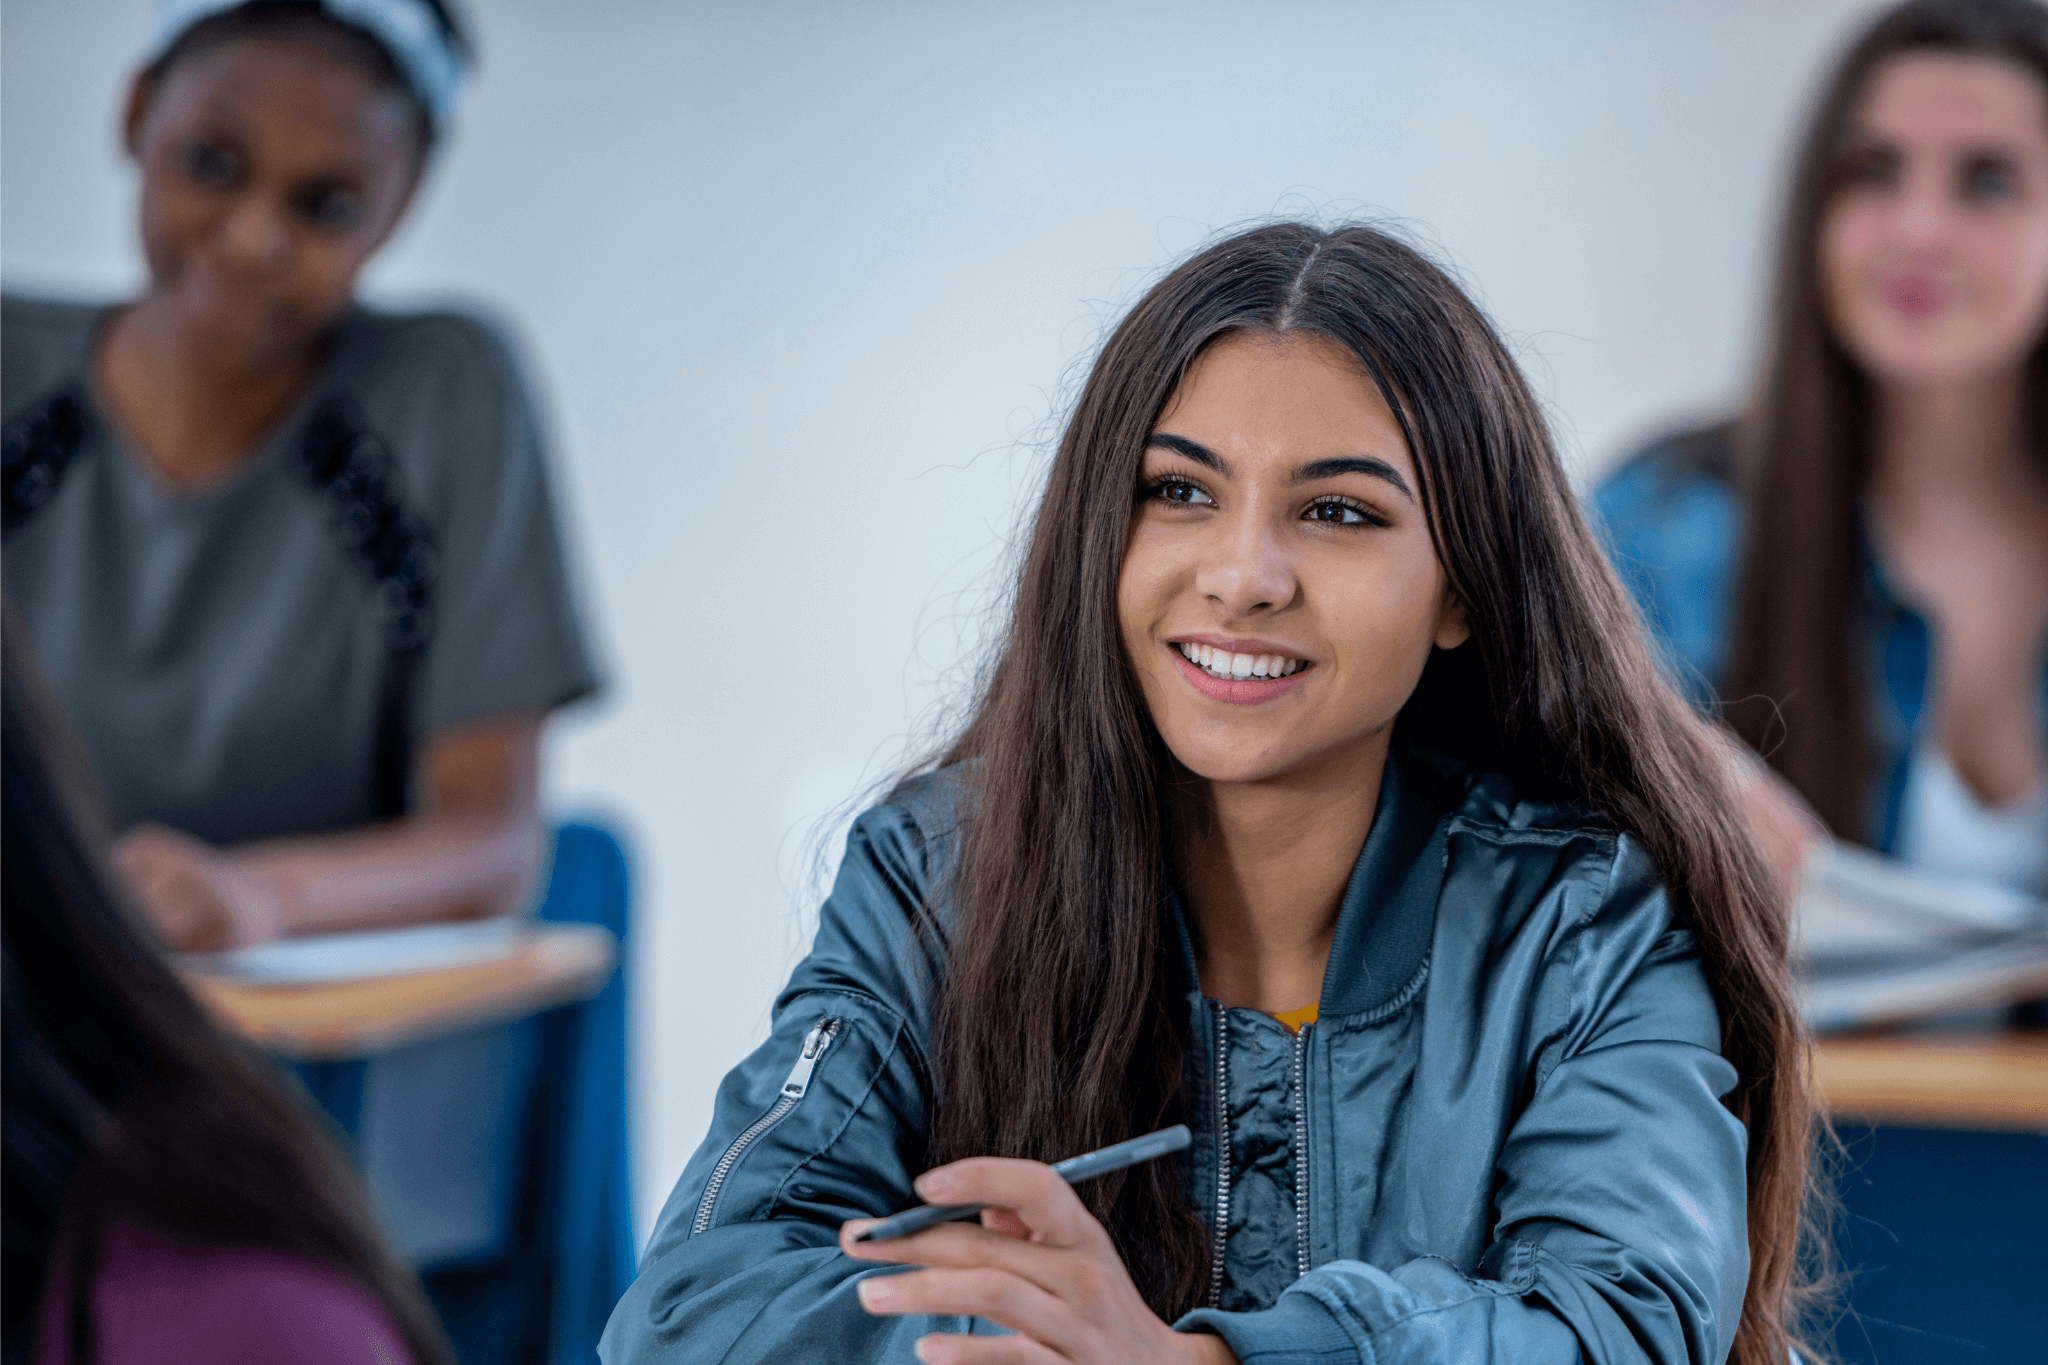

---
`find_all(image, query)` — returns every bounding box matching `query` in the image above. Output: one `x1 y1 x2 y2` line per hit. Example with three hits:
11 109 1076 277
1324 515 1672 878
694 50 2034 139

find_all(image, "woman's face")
125 38 419 367
1117 331 1468 789
1820 52 2048 386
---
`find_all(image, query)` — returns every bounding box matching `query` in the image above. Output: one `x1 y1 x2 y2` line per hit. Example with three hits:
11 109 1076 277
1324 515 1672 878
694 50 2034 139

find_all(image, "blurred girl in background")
2 606 447 1365
1595 0 2048 896
0 0 603 1303
1594 3 2048 1361
1 0 597 952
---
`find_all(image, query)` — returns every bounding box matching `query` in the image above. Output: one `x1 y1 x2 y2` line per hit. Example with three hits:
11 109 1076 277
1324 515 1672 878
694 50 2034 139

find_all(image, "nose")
218 194 292 272
1891 162 1952 248
1194 509 1299 618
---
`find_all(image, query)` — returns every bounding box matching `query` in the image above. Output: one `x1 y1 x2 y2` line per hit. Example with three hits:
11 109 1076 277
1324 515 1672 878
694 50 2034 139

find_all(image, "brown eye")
1144 477 1215 508
181 138 244 190
296 184 366 232
1839 144 1898 191
1303 497 1383 527
1960 154 2020 204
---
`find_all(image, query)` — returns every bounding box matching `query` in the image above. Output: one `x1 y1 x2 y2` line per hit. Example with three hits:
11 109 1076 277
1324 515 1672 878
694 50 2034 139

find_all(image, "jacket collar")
1170 742 1455 1020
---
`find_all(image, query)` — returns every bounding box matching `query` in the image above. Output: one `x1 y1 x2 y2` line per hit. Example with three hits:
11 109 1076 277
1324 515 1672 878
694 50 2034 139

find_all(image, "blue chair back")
533 822 637 1361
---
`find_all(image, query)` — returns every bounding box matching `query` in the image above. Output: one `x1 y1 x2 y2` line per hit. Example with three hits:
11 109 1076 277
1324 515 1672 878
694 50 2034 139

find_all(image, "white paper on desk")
1795 841 2046 963
1793 843 2048 1030
178 918 525 985
1802 938 2048 1032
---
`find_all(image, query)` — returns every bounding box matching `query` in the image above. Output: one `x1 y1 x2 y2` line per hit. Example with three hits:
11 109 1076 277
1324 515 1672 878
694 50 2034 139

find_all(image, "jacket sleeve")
1178 837 1751 1365
599 795 979 1363
1588 448 1741 713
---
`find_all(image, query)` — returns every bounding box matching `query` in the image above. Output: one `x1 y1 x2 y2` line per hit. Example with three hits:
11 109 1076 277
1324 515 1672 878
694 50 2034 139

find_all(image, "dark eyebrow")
1147 434 1413 501
1146 432 1228 474
1294 455 1413 500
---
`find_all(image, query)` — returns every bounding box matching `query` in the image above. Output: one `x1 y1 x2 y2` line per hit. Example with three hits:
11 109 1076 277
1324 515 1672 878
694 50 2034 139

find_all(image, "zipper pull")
781 1019 840 1098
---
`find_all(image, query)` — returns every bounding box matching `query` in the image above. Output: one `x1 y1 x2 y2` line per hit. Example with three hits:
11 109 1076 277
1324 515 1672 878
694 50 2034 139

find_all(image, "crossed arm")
114 707 548 950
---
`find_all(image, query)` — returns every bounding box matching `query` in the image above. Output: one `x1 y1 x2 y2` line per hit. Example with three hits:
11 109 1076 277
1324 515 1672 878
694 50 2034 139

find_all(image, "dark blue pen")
851 1124 1192 1243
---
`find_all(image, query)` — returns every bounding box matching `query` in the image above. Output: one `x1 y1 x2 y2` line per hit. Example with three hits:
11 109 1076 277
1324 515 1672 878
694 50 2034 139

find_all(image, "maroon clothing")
34 1220 412 1364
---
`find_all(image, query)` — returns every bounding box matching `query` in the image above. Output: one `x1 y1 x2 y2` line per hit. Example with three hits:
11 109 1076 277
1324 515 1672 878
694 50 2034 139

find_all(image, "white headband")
146 0 465 136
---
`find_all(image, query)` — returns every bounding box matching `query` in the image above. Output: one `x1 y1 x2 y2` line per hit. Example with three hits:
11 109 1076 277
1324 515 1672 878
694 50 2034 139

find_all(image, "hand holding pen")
839 1124 1237 1365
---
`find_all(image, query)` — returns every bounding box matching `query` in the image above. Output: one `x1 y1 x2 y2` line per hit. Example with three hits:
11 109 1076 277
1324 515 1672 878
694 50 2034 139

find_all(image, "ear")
1433 590 1471 651
121 71 156 159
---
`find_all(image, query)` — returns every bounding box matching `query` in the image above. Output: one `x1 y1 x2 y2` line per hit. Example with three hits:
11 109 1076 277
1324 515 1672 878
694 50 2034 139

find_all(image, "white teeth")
1177 642 1308 680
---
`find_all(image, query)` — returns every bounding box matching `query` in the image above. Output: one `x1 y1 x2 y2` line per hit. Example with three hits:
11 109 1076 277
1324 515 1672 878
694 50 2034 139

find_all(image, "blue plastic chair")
530 822 637 1361
295 823 636 1363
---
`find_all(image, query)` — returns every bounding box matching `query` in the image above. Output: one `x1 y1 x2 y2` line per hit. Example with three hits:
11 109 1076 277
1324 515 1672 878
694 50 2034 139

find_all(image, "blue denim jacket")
601 748 1749 1364
1590 423 2048 852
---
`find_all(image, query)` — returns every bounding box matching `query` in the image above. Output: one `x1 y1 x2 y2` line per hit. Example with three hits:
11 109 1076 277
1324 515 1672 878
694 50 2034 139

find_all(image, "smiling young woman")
605 224 1818 1365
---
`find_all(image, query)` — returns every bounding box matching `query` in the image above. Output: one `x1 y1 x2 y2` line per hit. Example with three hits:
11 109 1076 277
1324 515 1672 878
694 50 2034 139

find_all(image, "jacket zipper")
1206 1000 1231 1308
691 1017 842 1236
1291 1022 1311 1279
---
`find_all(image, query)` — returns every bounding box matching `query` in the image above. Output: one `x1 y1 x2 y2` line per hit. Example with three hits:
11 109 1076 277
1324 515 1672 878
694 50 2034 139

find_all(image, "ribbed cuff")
1175 1288 1359 1364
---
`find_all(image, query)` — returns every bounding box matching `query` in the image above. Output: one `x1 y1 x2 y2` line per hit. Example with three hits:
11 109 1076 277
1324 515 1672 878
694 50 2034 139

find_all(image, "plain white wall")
3 0 1883 1239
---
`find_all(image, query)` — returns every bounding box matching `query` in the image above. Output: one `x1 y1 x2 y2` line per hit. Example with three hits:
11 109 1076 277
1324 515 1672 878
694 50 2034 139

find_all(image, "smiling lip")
1167 638 1313 705
1882 274 1944 319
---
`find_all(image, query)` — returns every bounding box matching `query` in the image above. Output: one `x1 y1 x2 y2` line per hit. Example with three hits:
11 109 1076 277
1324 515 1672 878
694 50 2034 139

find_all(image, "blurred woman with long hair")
1595 0 2048 893
1593 3 2048 1360
1 605 449 1364
604 223 1818 1365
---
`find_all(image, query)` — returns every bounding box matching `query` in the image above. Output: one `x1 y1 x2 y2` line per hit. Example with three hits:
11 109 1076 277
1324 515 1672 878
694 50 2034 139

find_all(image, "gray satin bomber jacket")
601 746 1751 1364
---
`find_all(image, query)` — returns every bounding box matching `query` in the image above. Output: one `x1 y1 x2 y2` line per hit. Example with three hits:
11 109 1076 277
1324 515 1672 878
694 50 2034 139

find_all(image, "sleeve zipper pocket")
691 1017 843 1236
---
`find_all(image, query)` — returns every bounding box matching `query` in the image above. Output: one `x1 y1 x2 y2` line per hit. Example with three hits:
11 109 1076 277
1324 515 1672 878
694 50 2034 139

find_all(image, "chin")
1846 331 2014 387
1157 722 1366 788
1168 751 1297 786
1841 308 2037 386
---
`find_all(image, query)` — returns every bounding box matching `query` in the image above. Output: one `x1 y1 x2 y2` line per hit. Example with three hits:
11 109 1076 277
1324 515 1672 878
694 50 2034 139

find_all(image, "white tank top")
1894 738 2048 899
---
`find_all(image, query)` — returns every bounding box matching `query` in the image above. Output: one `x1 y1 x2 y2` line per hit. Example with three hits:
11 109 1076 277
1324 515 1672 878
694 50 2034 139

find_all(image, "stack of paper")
1795 842 2048 1031
178 917 525 986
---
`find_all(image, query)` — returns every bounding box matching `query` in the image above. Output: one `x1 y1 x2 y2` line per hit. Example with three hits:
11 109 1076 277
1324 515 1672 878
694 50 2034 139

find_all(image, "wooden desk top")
1813 1030 2048 1131
188 923 617 1061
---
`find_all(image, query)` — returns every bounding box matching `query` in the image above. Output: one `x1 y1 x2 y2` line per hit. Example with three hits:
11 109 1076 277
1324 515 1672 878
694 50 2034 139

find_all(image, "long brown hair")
921 223 1818 1365
1723 0 2048 839
0 607 451 1365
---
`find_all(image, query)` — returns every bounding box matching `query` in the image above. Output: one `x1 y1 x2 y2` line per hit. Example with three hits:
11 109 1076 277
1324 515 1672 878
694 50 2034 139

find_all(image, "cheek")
136 163 211 264
1970 215 2048 343
1116 521 1184 622
295 236 372 302
1319 554 1446 690
1818 203 1882 329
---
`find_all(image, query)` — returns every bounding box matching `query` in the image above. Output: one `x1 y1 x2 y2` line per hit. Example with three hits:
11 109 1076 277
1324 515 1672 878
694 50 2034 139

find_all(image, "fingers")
913 1158 1108 1250
982 1207 1031 1239
842 1217 1079 1298
114 835 239 951
858 1268 1076 1356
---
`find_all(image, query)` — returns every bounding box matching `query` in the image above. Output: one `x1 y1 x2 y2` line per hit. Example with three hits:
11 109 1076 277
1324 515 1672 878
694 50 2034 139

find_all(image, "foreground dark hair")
142 0 473 159
1723 0 2048 837
0 609 449 1364
922 223 1819 1365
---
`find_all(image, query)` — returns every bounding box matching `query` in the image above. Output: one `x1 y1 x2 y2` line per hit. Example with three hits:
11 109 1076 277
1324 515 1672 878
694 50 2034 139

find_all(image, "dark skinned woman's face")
126 38 420 366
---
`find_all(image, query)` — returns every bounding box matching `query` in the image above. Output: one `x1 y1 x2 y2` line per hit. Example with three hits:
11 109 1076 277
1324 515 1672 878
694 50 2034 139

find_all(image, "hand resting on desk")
114 709 547 951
